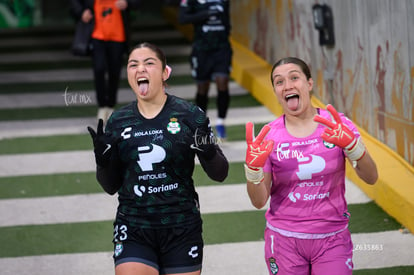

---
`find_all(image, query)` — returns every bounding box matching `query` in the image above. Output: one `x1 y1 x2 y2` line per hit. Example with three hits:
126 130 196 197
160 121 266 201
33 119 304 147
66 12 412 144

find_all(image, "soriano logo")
134 185 146 197
134 183 179 197
288 192 301 203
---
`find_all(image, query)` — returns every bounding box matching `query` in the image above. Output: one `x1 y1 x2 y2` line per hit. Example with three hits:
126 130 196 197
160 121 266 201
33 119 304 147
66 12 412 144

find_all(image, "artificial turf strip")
0 134 93 155
0 211 266 257
0 162 247 199
347 202 402 233
0 172 101 199
353 266 414 275
0 94 261 121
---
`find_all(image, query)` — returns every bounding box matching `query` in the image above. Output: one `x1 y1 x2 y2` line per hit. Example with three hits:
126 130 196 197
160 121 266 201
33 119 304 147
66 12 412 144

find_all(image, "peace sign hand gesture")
245 122 274 168
244 122 274 185
314 104 366 162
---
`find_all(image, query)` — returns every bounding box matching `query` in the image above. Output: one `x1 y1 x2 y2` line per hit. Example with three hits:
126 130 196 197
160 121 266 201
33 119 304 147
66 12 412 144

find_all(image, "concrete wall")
231 0 413 167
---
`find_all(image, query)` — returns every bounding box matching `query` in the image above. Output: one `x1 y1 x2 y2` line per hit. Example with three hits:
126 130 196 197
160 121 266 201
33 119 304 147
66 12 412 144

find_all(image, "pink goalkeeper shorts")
264 227 353 275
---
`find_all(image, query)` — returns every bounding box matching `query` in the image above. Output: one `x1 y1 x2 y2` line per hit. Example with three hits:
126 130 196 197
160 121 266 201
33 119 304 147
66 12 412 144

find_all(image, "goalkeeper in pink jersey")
244 57 378 275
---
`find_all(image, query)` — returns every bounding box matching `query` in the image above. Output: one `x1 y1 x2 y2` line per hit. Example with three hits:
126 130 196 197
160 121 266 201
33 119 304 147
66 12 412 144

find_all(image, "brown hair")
270 57 311 86
129 42 167 70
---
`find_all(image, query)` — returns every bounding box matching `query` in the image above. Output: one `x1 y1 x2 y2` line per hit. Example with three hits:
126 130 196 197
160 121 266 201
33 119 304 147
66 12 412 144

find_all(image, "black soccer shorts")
190 46 233 82
113 222 204 274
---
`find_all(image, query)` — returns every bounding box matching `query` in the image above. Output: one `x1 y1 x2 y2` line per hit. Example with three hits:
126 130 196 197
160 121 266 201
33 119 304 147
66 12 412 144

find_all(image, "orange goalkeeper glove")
313 104 366 162
244 122 274 184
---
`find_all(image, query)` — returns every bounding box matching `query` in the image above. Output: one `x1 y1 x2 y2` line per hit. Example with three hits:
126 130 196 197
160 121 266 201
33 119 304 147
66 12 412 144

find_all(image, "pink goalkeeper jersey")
263 108 361 235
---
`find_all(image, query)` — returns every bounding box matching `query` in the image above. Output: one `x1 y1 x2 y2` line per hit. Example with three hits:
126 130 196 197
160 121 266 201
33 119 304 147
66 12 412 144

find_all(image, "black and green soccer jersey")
105 94 213 229
179 0 231 51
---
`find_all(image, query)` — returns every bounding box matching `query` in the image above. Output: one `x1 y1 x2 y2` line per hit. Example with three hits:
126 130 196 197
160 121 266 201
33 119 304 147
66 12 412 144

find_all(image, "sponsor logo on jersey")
291 138 318 146
138 173 167 181
134 185 146 197
303 192 330 201
134 183 179 197
297 180 324 188
288 192 301 203
288 191 330 203
296 154 325 180
137 143 166 171
134 129 163 137
121 126 164 139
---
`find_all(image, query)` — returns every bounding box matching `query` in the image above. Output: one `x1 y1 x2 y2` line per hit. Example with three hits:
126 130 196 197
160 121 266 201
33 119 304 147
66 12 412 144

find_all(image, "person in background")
178 0 232 140
87 42 229 275
70 0 141 123
244 57 378 275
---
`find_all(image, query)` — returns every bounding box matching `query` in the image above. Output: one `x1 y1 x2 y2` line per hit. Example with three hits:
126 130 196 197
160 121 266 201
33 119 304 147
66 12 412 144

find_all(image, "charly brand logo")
62 86 92 106
188 246 199 258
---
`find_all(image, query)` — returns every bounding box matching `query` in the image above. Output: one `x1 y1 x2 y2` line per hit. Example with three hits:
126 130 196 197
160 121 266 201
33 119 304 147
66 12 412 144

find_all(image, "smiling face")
271 62 314 116
127 46 169 101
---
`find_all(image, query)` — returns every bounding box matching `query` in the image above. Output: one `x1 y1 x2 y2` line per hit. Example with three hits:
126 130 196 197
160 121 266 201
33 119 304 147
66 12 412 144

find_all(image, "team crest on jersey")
268 257 279 274
114 242 123 257
167 117 181 134
323 140 335 149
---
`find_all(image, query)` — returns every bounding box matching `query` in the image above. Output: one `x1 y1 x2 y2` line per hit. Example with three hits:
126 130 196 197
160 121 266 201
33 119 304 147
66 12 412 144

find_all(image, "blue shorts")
113 222 203 274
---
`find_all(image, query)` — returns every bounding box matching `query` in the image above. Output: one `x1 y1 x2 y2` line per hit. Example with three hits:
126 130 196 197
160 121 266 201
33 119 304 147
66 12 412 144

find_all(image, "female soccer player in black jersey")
87 42 229 275
179 0 232 139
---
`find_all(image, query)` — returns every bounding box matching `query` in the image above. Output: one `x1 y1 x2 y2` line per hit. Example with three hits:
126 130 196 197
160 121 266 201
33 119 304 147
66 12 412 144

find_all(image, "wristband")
344 137 366 162
244 164 264 185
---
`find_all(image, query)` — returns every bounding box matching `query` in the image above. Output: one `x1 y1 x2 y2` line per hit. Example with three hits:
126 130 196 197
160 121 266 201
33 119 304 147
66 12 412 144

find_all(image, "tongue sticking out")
139 82 149 95
287 96 299 111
